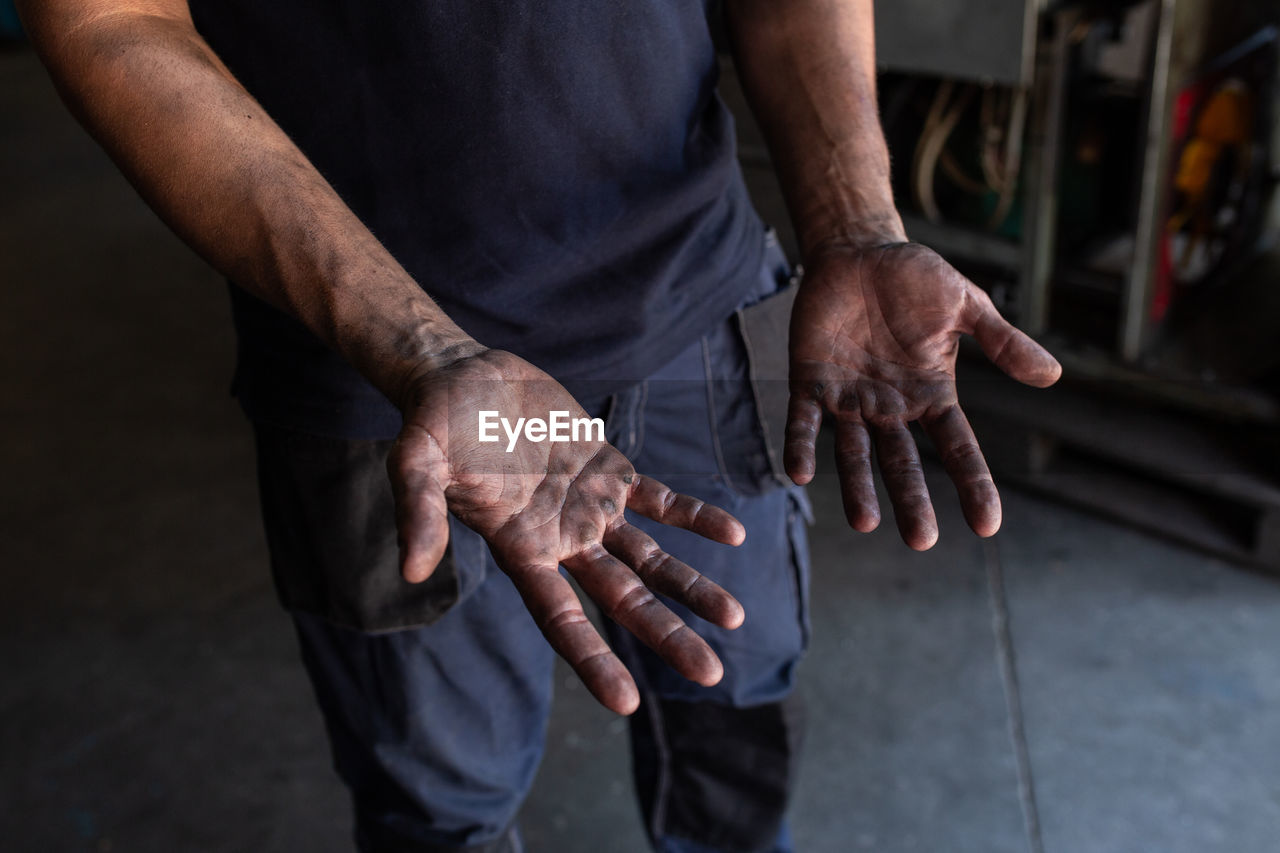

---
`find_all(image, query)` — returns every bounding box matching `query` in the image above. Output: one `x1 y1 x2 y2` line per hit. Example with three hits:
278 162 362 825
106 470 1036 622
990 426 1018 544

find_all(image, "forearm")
725 0 906 256
20 2 479 406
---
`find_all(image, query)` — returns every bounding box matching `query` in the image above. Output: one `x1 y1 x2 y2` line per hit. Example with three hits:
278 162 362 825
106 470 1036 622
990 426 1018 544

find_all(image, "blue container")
1 0 24 41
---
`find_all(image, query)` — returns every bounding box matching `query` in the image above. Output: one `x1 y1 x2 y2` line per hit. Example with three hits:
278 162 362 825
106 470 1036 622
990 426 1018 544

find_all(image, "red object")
1171 83 1205 142
1152 230 1173 323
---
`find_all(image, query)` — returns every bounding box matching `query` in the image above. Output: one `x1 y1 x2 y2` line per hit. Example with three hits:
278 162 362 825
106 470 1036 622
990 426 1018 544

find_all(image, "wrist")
386 336 489 413
799 211 908 260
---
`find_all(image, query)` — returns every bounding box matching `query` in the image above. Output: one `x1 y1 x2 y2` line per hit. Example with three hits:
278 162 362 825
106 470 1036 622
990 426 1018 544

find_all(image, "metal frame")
1018 6 1078 336
1121 0 1179 361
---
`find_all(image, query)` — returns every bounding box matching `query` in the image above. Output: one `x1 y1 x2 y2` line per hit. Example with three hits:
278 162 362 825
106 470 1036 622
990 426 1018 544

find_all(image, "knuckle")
679 572 707 600
941 442 984 468
544 605 590 634
631 542 669 580
898 490 933 511
656 622 687 652
610 583 656 622
786 417 819 440
683 497 704 525
835 444 872 465
880 456 923 480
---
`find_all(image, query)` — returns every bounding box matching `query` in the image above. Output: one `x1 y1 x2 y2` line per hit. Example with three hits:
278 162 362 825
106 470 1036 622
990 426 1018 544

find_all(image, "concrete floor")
4 44 1280 853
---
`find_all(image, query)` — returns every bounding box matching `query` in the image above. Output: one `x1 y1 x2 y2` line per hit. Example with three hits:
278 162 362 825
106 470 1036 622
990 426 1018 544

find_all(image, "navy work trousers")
251 236 811 853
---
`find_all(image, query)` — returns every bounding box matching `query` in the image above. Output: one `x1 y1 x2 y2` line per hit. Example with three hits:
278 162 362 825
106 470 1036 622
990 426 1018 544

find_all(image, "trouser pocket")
252 422 461 633
732 229 801 491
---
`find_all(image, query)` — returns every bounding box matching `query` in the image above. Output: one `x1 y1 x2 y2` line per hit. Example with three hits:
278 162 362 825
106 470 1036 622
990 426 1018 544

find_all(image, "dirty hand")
785 241 1062 549
389 348 746 714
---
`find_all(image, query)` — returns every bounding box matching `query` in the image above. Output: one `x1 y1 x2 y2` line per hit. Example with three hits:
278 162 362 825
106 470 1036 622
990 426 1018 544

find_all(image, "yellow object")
1194 80 1252 146
1174 137 1219 196
1168 79 1255 234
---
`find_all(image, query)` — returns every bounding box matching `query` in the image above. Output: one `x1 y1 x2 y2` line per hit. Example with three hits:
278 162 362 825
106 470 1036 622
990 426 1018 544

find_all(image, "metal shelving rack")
875 0 1280 569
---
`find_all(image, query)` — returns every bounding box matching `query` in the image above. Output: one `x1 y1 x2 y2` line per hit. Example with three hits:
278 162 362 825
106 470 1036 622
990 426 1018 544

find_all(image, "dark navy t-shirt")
190 0 764 438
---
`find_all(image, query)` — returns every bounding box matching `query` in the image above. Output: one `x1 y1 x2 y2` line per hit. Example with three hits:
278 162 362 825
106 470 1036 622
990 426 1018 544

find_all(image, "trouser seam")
633 380 649 460
700 336 739 498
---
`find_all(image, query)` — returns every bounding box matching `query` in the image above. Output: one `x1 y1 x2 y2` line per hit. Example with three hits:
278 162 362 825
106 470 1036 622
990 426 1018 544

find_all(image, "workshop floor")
4 44 1280 853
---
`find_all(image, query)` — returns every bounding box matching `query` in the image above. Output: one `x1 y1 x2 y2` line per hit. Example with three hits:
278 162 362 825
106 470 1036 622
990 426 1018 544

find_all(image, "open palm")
390 349 746 714
785 242 1062 549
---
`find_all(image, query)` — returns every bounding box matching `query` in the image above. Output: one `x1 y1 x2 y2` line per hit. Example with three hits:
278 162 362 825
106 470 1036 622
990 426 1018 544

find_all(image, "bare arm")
19 0 477 404
725 0 904 253
726 0 1062 548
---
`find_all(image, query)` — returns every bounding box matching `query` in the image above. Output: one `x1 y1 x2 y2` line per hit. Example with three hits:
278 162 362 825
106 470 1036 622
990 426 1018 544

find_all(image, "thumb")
964 283 1062 388
387 427 452 583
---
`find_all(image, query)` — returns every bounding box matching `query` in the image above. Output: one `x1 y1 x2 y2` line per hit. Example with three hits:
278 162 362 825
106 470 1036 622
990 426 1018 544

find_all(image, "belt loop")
604 382 648 460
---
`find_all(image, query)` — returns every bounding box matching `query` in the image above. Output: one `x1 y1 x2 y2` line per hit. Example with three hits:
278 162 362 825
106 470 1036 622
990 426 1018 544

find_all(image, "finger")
784 393 823 485
603 522 744 630
626 475 745 546
388 429 452 583
873 420 939 550
508 564 640 715
565 547 724 688
833 416 880 533
963 284 1062 388
922 405 1001 537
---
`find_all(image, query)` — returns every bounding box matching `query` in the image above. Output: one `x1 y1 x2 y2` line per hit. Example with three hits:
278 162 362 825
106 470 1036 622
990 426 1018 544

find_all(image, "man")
20 0 1062 850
